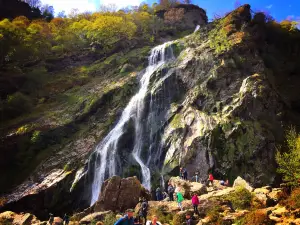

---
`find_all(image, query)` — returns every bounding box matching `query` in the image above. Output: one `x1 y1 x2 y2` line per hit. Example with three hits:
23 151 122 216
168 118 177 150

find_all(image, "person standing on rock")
48 213 54 225
167 183 175 201
176 190 184 211
183 168 188 181
180 167 184 179
207 173 214 187
146 215 162 225
156 187 163 201
138 199 148 225
191 193 200 216
63 213 69 225
114 209 135 225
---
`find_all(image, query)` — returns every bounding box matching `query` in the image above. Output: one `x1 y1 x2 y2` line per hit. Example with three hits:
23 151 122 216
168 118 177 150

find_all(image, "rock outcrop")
0 211 41 225
156 4 208 30
168 177 207 198
94 176 151 212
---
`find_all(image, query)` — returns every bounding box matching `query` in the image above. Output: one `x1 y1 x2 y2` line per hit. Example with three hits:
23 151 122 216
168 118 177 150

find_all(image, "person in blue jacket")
114 209 135 225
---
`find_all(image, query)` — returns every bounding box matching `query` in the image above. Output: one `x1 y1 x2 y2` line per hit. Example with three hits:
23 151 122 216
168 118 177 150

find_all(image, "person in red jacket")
191 193 200 216
208 173 214 187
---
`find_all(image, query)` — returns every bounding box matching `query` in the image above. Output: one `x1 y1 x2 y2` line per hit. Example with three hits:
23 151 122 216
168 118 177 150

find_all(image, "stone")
79 211 111 224
0 211 41 225
168 177 207 198
268 188 284 202
94 176 150 212
271 207 288 217
254 187 271 195
233 177 254 192
54 217 63 225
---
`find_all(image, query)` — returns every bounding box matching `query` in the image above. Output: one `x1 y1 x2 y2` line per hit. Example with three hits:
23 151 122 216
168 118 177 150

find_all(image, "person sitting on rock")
191 193 200 216
146 215 162 225
49 213 54 225
167 183 175 201
225 179 229 186
138 199 148 225
114 209 135 225
176 190 184 211
155 187 163 201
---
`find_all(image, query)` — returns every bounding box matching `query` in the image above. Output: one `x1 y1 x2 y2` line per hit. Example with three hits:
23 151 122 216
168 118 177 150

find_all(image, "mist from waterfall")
88 42 175 205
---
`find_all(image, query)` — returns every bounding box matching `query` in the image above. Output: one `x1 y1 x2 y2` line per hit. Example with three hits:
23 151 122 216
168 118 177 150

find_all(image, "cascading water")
88 42 175 205
194 25 201 32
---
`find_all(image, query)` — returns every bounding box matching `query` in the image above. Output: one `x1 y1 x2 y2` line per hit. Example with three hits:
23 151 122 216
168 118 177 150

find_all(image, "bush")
284 188 300 209
103 212 116 225
276 127 300 187
206 204 223 224
226 187 253 210
236 209 271 225
3 92 33 119
148 206 173 224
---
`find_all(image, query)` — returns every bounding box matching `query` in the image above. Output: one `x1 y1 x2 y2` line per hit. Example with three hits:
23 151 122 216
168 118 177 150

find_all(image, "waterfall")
194 25 201 32
88 42 175 205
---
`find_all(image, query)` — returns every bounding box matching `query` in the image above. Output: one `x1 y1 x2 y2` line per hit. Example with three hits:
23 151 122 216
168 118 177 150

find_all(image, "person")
162 191 168 200
63 213 69 225
183 168 188 181
156 187 163 201
167 183 174 201
145 215 162 225
185 212 195 225
194 172 199 183
114 209 135 225
176 190 184 211
138 199 148 225
180 167 184 179
225 179 229 187
208 173 214 187
191 193 200 216
220 180 225 186
49 213 54 225
134 217 142 225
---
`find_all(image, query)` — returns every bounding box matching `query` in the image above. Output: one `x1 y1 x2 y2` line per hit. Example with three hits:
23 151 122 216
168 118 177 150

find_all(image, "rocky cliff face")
1 4 300 218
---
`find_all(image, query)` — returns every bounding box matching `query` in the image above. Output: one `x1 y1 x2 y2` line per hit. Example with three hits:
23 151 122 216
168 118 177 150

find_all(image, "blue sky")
41 0 299 22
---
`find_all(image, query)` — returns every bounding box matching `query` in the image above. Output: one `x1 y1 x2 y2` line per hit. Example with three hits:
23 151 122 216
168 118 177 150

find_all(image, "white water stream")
89 42 174 205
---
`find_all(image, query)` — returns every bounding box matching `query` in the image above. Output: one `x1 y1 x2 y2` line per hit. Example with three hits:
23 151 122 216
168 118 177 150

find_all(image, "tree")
57 11 66 18
276 127 300 187
99 4 118 13
41 4 54 21
21 0 41 8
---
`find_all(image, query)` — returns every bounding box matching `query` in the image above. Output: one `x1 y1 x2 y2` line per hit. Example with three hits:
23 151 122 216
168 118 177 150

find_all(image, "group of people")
48 213 69 225
114 208 195 225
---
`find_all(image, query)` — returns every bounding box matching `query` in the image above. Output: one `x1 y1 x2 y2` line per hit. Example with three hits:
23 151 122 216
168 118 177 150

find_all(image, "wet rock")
233 176 254 192
94 176 150 212
79 211 111 224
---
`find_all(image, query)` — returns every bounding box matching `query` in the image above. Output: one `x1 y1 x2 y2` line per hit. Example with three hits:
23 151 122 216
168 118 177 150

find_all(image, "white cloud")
41 0 96 14
99 0 142 9
266 4 273 9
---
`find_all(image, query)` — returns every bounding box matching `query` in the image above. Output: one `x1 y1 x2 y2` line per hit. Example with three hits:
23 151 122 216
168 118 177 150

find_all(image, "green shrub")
276 127 300 187
226 186 253 210
3 92 33 118
103 212 116 225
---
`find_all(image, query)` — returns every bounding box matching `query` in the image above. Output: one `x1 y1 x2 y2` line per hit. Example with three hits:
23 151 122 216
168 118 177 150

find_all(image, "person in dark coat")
183 168 188 180
49 213 54 225
167 183 174 201
138 199 148 225
155 187 163 201
185 212 195 225
114 209 135 225
63 213 69 225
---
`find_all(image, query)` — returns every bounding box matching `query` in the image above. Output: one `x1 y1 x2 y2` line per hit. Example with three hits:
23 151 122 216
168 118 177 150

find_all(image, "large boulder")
79 211 111 225
168 177 207 198
94 176 151 212
0 211 40 225
233 176 254 192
